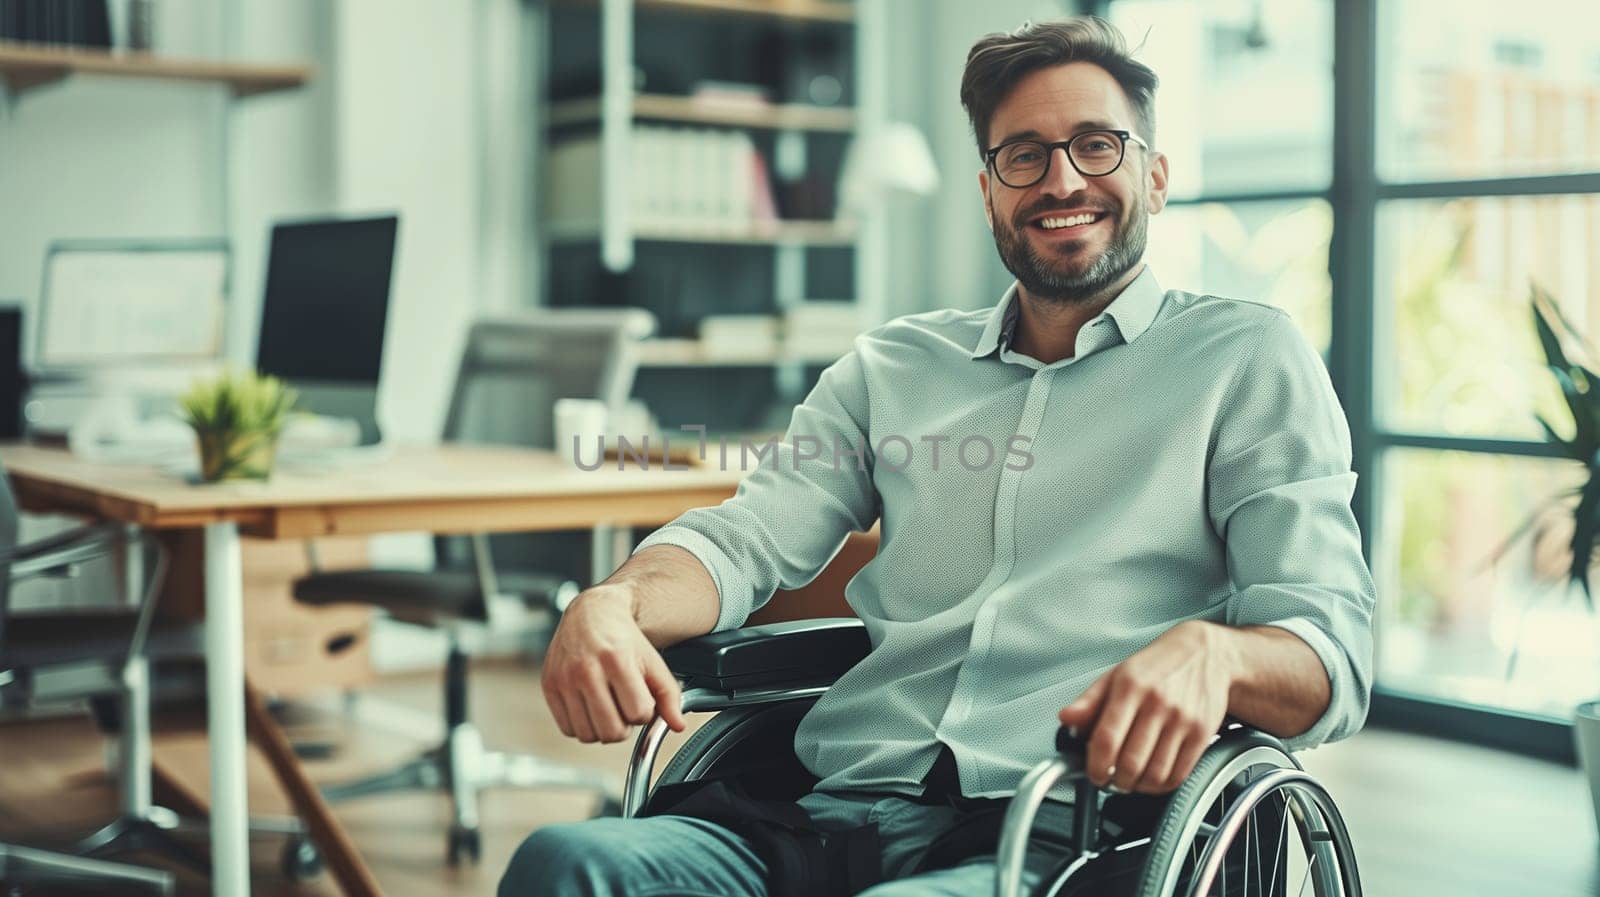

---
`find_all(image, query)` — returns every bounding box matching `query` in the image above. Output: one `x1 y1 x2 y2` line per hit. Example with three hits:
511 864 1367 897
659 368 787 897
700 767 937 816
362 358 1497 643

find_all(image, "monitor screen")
37 242 228 370
256 216 398 385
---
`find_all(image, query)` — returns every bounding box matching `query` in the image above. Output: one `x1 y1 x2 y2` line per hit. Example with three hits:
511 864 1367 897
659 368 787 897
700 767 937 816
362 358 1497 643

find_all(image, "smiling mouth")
1028 211 1109 235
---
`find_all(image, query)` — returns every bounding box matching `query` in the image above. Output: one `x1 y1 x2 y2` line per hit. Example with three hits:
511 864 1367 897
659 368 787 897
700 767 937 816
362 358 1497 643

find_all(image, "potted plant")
178 370 298 483
1512 284 1600 836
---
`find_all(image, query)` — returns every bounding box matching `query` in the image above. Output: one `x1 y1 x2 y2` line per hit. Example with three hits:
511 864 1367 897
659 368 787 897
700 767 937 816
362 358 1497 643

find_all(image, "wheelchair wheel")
1133 731 1360 897
650 699 820 803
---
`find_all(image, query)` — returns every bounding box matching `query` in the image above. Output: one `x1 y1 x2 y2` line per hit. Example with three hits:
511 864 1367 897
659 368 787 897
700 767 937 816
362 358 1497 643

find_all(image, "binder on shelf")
546 125 780 238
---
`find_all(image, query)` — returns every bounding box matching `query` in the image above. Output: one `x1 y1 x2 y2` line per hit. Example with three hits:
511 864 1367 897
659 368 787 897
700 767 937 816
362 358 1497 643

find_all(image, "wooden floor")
2 662 1598 896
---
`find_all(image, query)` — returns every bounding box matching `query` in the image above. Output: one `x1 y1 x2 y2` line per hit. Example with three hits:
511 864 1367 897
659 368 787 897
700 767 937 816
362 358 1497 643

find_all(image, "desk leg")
591 524 633 585
204 522 250 897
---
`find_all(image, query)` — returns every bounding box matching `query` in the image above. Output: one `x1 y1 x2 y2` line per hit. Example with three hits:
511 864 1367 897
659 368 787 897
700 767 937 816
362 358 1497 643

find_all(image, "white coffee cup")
554 398 610 468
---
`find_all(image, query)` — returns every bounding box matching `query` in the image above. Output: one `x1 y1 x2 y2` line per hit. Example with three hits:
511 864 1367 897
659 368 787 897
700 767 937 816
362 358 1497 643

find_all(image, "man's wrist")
1190 619 1247 695
574 581 640 621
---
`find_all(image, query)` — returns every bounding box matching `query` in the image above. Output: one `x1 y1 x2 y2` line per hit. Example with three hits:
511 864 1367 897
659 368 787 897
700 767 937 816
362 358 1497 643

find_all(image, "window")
1108 0 1332 199
1145 198 1332 352
1378 0 1600 182
1379 449 1593 717
1371 3 1600 723
1378 194 1599 440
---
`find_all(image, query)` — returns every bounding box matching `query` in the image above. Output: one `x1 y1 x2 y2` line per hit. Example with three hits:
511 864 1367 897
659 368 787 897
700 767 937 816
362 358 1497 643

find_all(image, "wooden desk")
1 443 745 897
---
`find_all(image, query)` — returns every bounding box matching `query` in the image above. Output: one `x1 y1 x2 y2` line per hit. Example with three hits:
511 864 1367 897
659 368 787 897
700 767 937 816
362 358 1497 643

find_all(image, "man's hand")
540 586 687 744
1056 620 1237 795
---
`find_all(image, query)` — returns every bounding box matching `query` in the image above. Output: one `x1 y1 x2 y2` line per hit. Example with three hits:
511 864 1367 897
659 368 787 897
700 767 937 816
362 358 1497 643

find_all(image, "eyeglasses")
984 130 1149 188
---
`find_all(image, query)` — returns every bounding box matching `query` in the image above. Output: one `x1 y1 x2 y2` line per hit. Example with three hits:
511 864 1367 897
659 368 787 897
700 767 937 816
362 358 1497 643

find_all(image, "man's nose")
1037 146 1088 198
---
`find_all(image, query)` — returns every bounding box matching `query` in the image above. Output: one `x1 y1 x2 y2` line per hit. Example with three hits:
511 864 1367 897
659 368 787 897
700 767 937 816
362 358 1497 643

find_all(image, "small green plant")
1482 285 1600 677
1526 284 1600 604
178 370 298 482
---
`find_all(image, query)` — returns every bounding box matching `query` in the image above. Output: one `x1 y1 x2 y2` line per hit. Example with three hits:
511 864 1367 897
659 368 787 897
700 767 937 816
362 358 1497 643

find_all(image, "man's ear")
1146 151 1171 215
977 169 994 232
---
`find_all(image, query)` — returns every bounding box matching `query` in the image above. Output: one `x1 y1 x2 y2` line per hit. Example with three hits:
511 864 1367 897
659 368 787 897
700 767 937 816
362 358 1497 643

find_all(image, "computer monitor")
256 215 398 446
36 240 229 372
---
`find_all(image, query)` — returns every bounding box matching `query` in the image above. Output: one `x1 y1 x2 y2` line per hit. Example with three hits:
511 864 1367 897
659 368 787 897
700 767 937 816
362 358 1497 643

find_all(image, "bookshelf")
0 41 310 97
549 93 857 132
542 0 886 427
548 218 856 246
558 0 858 25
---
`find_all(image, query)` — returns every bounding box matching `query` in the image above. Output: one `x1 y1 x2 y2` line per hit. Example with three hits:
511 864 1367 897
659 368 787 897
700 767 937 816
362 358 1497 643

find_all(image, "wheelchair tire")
651 698 820 803
1132 730 1361 897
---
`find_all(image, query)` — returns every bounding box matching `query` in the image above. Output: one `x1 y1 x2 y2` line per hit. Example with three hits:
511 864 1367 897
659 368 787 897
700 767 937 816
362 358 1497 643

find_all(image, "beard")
990 193 1148 305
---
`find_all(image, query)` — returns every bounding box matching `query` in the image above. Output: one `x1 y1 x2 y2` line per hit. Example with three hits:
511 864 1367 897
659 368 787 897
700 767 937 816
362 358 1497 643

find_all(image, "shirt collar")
969 265 1166 360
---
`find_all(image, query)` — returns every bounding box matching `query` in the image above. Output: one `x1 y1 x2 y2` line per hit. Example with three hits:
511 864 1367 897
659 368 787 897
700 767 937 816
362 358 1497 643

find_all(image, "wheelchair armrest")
663 618 870 693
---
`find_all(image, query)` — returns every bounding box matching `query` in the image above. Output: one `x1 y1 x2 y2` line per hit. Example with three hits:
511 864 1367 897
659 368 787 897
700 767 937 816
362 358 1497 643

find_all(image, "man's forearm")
585 544 721 649
1210 623 1331 739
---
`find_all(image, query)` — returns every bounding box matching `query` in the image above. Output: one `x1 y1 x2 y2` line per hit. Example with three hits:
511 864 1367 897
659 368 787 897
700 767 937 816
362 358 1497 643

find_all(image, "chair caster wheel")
448 826 481 865
597 796 625 818
281 836 323 880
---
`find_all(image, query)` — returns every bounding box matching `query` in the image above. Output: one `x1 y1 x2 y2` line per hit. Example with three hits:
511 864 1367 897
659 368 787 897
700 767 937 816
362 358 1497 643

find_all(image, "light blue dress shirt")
635 266 1376 799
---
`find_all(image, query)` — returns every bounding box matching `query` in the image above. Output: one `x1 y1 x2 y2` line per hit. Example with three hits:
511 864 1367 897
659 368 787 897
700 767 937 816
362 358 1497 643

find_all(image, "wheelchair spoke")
1269 795 1290 897
1296 853 1317 897
1244 802 1254 896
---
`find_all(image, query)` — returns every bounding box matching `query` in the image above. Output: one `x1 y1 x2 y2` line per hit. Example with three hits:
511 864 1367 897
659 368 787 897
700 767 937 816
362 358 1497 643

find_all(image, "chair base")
0 842 174 896
78 809 211 878
320 720 622 864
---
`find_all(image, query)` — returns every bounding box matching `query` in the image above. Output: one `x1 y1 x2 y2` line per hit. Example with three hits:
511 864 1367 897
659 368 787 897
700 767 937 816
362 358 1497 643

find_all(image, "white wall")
334 0 482 445
228 0 341 365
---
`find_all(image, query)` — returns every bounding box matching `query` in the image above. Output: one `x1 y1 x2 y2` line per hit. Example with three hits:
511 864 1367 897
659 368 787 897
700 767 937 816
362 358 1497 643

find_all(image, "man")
501 16 1374 897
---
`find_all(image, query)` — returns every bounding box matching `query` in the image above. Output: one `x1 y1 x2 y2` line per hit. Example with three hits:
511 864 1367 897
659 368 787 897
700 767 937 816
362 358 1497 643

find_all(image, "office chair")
293 308 657 864
624 535 1363 897
0 470 191 896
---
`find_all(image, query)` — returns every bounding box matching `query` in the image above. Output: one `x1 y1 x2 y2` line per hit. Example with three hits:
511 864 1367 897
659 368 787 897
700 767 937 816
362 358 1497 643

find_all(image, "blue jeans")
498 790 1051 897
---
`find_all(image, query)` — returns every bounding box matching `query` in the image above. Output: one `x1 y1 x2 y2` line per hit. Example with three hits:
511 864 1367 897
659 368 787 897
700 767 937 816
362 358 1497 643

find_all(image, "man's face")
977 62 1169 305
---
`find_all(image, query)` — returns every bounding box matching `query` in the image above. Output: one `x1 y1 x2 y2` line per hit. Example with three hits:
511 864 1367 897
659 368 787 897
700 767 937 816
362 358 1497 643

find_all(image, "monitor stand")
288 380 384 447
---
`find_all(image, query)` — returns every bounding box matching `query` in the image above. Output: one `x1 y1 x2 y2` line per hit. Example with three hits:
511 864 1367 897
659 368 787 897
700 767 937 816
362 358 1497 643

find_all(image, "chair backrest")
441 309 656 449
433 309 656 575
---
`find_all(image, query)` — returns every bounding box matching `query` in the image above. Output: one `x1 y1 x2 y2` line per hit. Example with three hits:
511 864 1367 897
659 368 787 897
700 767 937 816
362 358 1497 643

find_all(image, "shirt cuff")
633 525 754 633
1259 617 1363 751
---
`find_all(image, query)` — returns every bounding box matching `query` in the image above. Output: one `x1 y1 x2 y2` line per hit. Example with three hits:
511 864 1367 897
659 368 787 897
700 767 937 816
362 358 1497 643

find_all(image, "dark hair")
960 17 1159 158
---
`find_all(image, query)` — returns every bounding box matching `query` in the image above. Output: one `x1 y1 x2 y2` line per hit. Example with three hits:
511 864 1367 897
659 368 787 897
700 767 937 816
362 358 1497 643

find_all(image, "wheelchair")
624 618 1362 897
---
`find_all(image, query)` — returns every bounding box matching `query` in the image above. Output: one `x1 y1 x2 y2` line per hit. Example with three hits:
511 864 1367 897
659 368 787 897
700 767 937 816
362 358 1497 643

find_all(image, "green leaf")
1538 281 1592 351
178 369 298 438
1533 297 1600 459
1477 486 1584 573
1568 473 1600 610
1535 414 1582 460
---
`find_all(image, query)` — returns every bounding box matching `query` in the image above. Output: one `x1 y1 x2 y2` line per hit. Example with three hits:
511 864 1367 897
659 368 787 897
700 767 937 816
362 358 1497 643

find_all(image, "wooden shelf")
638 219 855 245
637 338 847 367
0 41 311 97
549 218 857 247
558 0 855 24
550 93 856 132
639 0 855 23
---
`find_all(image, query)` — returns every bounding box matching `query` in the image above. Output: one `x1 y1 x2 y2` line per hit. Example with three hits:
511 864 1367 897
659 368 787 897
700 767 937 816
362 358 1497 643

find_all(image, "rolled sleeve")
1208 312 1377 748
632 344 880 633
633 526 754 633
